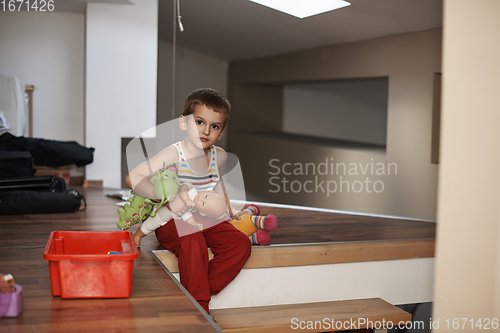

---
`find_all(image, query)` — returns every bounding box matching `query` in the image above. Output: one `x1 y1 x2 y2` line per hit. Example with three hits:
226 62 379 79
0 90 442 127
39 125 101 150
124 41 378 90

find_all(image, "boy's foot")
209 313 218 324
133 228 146 247
133 235 141 247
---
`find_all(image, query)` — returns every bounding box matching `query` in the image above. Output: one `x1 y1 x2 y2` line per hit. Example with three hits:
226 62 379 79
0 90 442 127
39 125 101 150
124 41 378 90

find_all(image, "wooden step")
151 239 434 310
153 238 435 273
211 298 411 333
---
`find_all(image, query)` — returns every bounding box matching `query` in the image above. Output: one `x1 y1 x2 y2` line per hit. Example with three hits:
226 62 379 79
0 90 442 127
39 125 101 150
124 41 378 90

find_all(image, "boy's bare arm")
166 195 189 216
125 146 179 200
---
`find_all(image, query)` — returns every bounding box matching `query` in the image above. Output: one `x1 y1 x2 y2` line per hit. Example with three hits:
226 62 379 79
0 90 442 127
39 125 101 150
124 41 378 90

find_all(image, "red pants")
155 219 251 313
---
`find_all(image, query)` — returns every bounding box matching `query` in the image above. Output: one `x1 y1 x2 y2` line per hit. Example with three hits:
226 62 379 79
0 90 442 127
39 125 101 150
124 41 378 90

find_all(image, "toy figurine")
117 164 180 231
230 204 278 245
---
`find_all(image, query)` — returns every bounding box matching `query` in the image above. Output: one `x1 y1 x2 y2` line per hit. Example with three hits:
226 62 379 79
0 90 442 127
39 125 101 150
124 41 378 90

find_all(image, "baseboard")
70 176 84 185
83 179 103 187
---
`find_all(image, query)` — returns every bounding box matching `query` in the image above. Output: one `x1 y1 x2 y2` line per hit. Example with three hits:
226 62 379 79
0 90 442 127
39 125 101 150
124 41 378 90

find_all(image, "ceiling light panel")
249 0 351 19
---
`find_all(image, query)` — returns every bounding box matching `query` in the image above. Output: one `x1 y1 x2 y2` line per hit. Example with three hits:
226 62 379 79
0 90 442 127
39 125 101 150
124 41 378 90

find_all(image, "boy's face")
181 104 225 150
195 191 227 218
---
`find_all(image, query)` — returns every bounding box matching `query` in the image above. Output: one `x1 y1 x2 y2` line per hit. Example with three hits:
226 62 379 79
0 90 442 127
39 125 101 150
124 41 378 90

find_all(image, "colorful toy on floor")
0 274 14 293
117 164 180 231
0 272 22 318
229 205 278 245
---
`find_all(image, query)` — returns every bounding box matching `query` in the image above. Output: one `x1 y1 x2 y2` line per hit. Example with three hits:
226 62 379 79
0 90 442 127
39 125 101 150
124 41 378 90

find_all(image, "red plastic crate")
43 231 139 299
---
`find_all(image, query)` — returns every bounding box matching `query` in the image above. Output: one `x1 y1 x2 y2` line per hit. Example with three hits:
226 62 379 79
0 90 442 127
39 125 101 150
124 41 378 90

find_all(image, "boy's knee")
221 230 251 260
178 232 205 252
236 233 252 260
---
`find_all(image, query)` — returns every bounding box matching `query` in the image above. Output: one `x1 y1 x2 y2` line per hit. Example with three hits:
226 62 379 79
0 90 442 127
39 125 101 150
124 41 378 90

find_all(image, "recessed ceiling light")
249 0 351 19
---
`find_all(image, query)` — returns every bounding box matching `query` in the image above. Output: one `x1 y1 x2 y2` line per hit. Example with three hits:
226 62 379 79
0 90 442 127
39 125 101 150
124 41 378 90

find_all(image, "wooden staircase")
152 238 433 332
150 202 436 332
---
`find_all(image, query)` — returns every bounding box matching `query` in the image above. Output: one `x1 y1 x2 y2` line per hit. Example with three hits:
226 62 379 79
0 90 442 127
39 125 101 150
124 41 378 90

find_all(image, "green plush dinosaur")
117 163 180 231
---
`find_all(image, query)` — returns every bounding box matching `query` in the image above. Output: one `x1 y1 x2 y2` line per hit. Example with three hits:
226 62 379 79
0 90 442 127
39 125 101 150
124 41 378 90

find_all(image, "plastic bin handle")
70 255 112 262
121 239 132 254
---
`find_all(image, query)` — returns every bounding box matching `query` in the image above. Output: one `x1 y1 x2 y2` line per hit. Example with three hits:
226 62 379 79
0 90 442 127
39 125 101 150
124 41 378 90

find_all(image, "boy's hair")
182 88 231 129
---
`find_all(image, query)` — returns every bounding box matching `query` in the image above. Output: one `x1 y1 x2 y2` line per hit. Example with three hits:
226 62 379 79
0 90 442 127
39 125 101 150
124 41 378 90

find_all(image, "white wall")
86 0 158 188
433 0 500 324
229 29 441 220
0 11 85 143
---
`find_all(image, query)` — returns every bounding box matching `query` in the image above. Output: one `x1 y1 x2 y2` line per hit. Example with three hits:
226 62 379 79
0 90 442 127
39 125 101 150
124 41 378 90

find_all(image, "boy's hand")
168 195 188 216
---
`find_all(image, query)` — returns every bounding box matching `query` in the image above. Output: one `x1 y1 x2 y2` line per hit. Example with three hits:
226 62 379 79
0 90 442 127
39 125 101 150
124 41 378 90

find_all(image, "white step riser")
171 257 434 310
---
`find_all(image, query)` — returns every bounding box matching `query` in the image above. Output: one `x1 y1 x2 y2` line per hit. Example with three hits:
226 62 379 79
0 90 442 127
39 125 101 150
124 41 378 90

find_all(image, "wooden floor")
0 186 436 332
0 186 220 333
264 205 435 244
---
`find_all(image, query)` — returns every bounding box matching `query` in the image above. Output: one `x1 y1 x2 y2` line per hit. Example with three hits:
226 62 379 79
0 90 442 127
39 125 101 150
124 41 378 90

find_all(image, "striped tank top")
173 141 220 191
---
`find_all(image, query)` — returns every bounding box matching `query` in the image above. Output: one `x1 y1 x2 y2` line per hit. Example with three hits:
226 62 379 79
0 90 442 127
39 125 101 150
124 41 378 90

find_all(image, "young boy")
124 88 252 314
